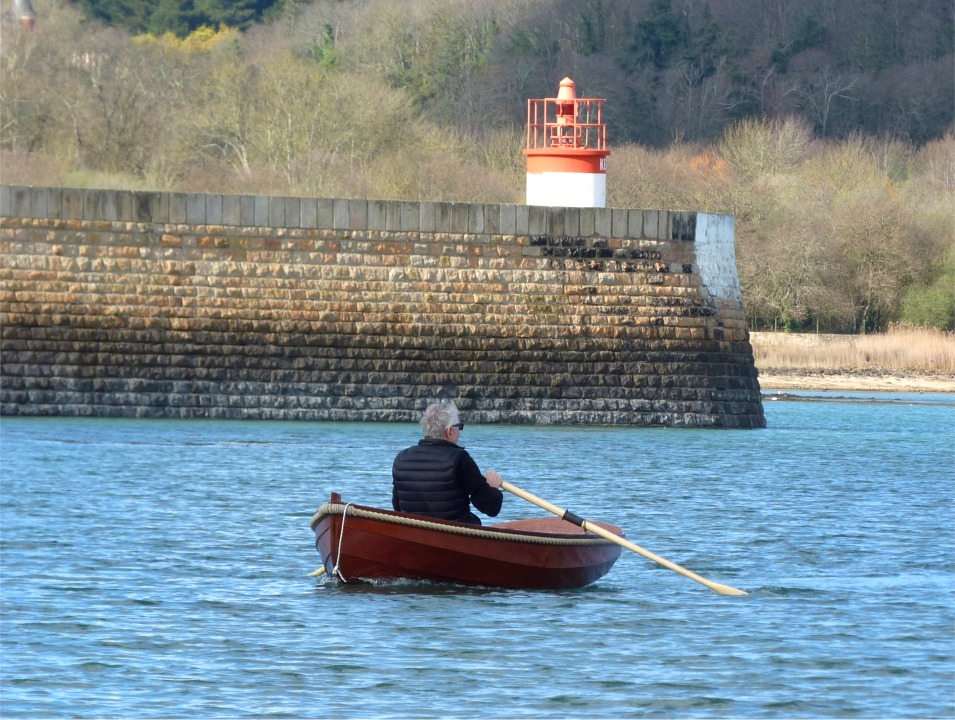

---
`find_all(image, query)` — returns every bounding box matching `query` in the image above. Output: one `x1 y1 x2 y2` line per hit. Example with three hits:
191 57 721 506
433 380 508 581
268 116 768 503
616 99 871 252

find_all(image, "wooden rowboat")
310 492 622 589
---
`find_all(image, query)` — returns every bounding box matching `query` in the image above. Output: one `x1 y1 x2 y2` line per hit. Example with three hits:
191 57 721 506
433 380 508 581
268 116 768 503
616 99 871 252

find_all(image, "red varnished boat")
310 493 622 589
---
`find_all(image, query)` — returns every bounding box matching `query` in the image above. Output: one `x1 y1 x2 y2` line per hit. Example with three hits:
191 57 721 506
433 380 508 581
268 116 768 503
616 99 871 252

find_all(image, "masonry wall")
0 186 765 427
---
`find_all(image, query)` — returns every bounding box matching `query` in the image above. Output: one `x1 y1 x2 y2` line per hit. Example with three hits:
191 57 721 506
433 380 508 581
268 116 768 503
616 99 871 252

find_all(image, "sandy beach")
756 371 955 394
749 331 955 394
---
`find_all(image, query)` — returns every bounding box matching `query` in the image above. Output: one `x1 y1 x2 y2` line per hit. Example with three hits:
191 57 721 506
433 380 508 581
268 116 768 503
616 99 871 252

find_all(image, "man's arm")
457 452 503 517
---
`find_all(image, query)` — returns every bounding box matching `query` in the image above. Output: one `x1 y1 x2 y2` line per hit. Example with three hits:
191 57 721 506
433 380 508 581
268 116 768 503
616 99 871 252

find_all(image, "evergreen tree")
72 0 152 33
196 0 276 31
147 0 197 37
686 4 724 77
630 0 682 70
69 0 284 36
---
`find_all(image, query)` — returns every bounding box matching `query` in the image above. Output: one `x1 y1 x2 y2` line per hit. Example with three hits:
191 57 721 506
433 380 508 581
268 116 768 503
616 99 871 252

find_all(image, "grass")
750 326 955 374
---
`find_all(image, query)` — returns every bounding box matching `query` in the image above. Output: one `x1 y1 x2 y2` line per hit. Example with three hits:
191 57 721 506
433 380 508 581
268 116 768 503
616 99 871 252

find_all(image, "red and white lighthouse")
523 77 609 208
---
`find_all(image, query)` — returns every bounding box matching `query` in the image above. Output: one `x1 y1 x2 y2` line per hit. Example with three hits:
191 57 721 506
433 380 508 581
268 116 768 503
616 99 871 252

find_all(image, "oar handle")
501 481 746 596
502 481 567 517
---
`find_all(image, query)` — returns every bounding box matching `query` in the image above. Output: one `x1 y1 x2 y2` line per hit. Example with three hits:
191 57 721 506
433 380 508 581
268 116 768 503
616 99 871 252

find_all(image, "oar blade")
501 480 747 596
706 581 747 596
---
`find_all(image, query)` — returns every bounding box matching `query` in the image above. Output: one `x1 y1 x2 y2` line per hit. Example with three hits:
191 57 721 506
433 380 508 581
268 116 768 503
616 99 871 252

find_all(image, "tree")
197 0 275 30
794 64 859 137
685 3 730 76
654 57 736 142
717 115 813 177
627 0 681 70
367 1 500 128
59 39 175 174
257 55 328 188
193 53 259 178
147 0 197 37
900 246 955 330
770 15 826 71
0 19 46 152
69 0 283 36
72 0 152 34
831 188 912 332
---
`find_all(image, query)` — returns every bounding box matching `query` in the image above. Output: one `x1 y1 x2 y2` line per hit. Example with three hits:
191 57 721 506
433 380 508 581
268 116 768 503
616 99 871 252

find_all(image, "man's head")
421 400 462 440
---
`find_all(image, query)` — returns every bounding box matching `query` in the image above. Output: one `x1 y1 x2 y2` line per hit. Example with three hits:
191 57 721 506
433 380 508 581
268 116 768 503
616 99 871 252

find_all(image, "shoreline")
756 370 955 394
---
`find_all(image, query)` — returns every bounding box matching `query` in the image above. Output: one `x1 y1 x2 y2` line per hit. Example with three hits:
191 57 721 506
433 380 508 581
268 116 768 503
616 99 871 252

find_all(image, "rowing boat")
310 493 622 589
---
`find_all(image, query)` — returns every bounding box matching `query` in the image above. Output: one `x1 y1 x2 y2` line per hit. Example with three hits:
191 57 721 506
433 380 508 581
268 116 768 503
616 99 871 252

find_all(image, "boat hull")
311 496 621 590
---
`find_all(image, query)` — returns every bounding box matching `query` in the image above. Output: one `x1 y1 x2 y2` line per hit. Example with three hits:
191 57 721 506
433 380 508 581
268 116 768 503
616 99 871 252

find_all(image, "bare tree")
194 58 258 178
258 56 328 188
717 115 814 177
795 63 859 137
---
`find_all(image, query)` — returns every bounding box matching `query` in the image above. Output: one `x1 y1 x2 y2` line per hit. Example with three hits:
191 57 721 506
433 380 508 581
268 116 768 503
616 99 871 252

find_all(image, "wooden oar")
500 481 747 596
308 567 326 578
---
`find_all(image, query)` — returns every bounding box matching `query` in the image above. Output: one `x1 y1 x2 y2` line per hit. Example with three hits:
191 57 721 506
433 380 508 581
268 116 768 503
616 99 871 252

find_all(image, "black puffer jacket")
392 439 503 525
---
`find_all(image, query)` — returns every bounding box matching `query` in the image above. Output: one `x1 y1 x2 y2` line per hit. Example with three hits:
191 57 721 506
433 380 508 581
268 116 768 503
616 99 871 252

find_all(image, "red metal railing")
525 97 606 151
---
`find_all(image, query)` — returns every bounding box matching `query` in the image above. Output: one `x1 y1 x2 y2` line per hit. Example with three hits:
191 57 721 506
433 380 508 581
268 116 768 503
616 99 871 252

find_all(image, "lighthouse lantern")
523 77 609 208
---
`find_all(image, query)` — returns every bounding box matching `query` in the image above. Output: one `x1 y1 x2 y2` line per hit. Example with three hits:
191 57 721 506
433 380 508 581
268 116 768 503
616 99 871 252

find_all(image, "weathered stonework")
0 186 765 427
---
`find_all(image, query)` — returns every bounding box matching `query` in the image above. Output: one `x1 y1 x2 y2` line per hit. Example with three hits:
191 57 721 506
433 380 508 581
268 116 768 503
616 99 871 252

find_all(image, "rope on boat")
311 503 616 547
334 502 354 581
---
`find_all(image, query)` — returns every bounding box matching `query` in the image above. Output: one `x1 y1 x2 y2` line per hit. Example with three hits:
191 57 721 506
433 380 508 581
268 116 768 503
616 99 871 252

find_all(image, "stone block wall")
0 186 765 427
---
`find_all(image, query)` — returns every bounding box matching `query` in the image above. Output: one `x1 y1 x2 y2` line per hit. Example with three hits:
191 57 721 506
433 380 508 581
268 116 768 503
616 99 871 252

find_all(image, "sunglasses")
450 422 465 430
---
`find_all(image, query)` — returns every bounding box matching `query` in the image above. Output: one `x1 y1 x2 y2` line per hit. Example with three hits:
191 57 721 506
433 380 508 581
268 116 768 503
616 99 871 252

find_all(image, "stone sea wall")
0 185 765 427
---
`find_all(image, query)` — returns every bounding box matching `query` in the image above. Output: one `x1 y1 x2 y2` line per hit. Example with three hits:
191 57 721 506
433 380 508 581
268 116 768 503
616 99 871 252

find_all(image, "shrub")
901 246 955 331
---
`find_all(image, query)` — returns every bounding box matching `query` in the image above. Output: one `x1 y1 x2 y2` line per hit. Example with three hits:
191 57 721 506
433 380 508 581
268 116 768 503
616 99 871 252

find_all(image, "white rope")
334 502 353 581
312 502 616 547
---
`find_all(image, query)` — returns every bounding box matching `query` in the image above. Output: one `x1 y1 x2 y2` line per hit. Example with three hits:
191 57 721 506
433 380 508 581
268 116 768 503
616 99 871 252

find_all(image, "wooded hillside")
2 0 953 332
58 0 955 145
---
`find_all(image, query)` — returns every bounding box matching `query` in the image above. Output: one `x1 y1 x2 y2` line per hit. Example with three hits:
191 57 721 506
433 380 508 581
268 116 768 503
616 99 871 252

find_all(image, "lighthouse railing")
525 98 606 151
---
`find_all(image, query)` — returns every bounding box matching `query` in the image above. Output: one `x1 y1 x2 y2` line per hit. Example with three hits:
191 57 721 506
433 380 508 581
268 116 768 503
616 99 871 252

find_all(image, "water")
2 393 953 719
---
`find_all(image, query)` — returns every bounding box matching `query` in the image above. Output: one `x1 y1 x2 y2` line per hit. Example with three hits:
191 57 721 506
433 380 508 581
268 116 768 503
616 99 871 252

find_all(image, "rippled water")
2 393 953 718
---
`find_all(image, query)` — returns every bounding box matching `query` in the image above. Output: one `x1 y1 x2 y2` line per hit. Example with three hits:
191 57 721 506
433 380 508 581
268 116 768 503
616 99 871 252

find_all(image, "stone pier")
0 186 765 427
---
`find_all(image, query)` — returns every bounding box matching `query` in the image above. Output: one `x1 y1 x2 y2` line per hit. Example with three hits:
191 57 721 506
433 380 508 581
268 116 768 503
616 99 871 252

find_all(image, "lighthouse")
12 0 36 30
523 77 609 208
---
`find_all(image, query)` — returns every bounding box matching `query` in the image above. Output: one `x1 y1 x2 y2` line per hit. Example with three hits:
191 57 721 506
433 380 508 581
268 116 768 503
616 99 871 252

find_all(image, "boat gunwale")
310 501 619 547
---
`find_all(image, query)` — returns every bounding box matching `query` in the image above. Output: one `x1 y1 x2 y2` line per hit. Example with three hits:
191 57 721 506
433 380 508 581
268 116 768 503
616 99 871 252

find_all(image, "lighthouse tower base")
526 172 606 208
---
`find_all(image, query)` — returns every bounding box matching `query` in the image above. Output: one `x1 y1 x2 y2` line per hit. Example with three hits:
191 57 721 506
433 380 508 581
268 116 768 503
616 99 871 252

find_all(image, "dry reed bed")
750 327 955 374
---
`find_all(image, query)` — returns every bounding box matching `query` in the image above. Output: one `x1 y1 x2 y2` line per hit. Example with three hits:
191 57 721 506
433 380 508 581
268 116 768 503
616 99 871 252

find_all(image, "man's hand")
484 470 503 488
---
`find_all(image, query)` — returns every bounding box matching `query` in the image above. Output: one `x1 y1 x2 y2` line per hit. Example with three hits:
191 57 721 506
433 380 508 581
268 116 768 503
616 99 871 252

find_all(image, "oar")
500 481 746 596
308 567 326 578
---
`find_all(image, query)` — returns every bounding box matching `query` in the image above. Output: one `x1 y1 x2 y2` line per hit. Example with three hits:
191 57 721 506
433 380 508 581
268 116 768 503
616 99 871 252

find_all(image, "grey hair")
420 400 460 439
